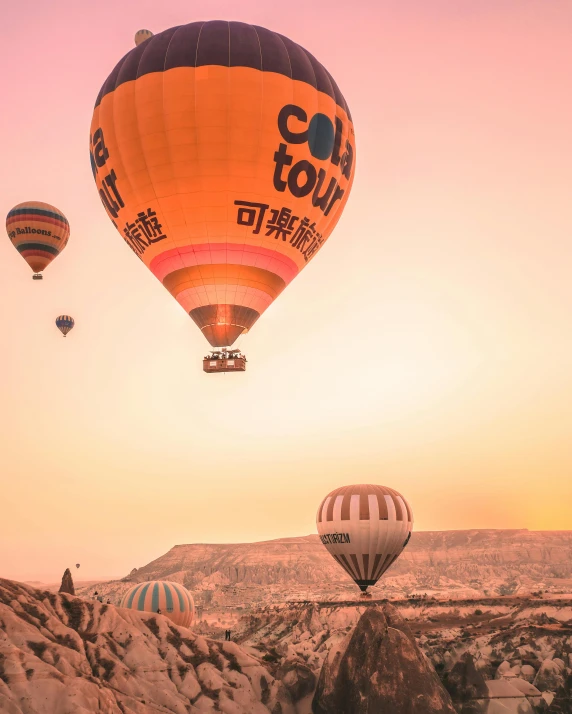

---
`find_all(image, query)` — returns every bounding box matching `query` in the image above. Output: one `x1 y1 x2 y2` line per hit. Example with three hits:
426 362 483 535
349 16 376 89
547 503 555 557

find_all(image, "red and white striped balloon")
316 484 413 594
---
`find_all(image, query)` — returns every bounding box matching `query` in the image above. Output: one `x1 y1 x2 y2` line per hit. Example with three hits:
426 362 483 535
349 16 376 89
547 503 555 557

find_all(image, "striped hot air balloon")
90 21 355 349
6 202 70 279
121 580 195 627
316 484 413 595
134 29 153 46
56 315 74 336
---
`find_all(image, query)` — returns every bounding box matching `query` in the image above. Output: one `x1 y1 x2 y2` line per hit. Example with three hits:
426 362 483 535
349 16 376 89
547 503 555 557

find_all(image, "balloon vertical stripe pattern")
137 583 150 610
317 485 413 524
121 580 195 627
316 484 413 593
163 582 173 611
134 29 153 46
6 201 70 276
55 315 74 336
90 21 355 347
126 587 138 609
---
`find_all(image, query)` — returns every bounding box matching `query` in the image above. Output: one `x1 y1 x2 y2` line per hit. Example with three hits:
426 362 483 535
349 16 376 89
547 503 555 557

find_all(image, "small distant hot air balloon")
134 29 153 46
121 581 195 627
90 21 355 367
56 315 74 337
6 202 70 280
317 484 413 597
75 564 80 569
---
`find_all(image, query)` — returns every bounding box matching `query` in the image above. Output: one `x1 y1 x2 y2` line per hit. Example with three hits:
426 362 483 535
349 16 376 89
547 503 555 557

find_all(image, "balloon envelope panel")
121 580 195 627
90 21 356 346
316 484 413 592
6 201 69 275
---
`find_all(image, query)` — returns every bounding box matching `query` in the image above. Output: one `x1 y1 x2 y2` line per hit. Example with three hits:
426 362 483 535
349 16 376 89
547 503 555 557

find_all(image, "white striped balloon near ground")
120 580 195 627
316 484 413 593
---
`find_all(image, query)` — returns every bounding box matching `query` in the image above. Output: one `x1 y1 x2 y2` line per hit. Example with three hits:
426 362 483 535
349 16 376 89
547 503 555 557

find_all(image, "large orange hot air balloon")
317 484 413 596
90 21 355 350
6 202 70 280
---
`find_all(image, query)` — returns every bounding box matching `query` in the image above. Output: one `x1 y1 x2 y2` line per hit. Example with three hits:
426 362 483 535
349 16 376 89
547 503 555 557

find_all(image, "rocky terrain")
1 578 571 713
0 578 295 713
239 597 572 712
312 606 456 713
79 530 572 613
1 578 461 714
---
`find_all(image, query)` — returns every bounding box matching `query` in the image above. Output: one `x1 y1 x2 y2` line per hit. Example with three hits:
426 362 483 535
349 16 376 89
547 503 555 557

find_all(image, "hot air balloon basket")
203 356 246 373
32 274 43 280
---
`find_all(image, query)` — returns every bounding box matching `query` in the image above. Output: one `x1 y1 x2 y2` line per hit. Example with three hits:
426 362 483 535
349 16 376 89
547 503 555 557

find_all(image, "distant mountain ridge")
83 530 572 605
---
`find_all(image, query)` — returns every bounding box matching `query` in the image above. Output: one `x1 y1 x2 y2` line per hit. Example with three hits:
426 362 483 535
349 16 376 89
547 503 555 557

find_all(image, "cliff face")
312 605 457 714
82 530 572 606
129 537 328 588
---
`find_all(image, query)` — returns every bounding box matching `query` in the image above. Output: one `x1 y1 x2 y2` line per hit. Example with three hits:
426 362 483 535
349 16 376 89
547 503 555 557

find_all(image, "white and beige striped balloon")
316 484 413 593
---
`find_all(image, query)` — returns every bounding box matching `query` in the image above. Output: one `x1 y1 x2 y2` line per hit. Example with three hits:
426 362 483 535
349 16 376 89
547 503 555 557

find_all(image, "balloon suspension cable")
208 346 244 359
234 336 247 362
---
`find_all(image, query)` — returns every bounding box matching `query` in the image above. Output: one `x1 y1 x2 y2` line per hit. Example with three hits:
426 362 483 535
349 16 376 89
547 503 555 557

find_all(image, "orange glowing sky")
1 0 571 582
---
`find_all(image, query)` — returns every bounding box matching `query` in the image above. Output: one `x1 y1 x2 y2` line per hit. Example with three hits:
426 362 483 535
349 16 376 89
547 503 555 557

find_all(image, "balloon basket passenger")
203 349 247 373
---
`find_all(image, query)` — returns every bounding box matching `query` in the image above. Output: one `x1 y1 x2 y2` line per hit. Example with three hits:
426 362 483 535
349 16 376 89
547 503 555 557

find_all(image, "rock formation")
5 573 570 714
534 659 567 692
278 657 317 703
312 604 457 714
58 567 75 595
545 672 572 713
444 653 488 703
240 595 572 713
0 578 294 713
81 530 572 607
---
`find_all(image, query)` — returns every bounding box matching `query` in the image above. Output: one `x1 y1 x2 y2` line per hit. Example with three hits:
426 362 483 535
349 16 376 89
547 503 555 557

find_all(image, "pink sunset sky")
0 0 571 582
